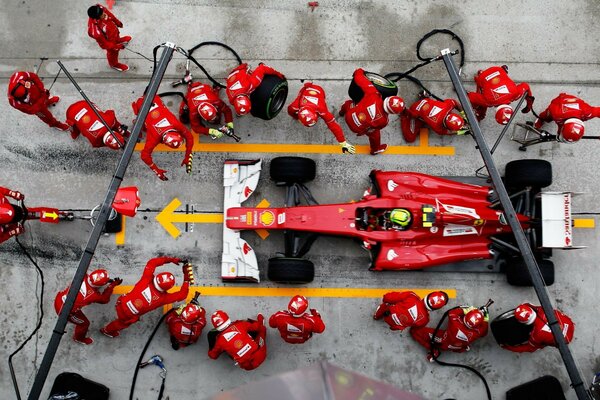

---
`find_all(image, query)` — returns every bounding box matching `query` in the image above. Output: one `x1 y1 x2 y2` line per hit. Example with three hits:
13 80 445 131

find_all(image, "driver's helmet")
389 208 411 228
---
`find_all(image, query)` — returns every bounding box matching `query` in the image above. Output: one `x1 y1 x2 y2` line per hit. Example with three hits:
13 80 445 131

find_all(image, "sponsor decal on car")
259 210 275 226
443 224 478 237
387 180 399 192
277 212 286 224
387 249 399 260
436 199 480 219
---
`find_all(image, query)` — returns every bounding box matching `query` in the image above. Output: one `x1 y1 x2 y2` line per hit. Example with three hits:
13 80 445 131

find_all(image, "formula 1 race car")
222 157 577 285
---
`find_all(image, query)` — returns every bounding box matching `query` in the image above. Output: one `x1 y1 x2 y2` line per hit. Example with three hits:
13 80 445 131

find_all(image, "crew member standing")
208 310 267 370
225 63 285 116
66 100 129 149
55 269 122 344
87 4 131 72
501 303 575 353
410 305 489 361
269 295 325 344
100 257 193 337
166 300 206 350
339 68 405 155
288 82 355 154
400 96 466 143
8 71 69 130
374 291 448 331
132 95 194 181
467 65 534 125
533 93 600 143
182 80 233 139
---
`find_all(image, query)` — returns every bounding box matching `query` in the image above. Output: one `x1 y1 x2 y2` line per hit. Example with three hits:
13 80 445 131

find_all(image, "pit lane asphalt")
1 1 600 399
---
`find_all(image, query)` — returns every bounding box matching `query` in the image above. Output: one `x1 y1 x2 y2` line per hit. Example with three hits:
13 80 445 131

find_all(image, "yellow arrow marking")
113 285 457 301
43 212 58 220
573 218 595 228
156 198 224 238
134 129 454 156
255 198 271 239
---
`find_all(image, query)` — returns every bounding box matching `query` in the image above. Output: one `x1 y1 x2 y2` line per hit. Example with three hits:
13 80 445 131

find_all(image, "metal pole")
440 48 590 400
26 43 176 400
56 60 124 148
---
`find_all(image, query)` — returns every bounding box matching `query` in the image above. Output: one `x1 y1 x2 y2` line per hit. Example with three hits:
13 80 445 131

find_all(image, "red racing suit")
132 96 194 177
54 274 119 342
410 307 488 353
502 304 575 353
8 71 66 129
66 100 125 148
340 69 395 152
87 4 130 68
208 316 267 370
102 257 190 336
166 306 206 349
534 93 600 132
467 66 534 121
225 63 285 103
400 98 461 142
374 291 430 331
287 82 347 143
268 308 325 344
183 82 233 135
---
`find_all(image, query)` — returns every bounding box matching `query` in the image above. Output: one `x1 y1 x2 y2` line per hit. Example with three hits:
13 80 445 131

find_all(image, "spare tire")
504 159 552 189
491 309 533 346
506 259 555 286
250 75 288 120
270 156 316 184
268 257 315 283
348 71 398 103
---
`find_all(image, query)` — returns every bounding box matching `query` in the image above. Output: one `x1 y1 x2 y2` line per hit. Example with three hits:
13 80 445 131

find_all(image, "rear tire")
491 309 533 346
504 159 552 189
348 71 398 103
506 259 554 286
268 257 315 283
250 75 288 120
270 157 316 184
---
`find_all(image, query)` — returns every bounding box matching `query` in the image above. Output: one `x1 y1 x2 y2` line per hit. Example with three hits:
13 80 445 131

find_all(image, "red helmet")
198 102 218 123
211 310 232 331
444 113 465 131
233 95 251 116
0 203 15 224
161 131 183 149
153 272 175 292
559 118 585 143
464 309 485 329
12 84 27 100
103 132 123 150
298 107 318 127
495 104 513 125
87 269 110 287
383 96 405 114
288 295 309 316
514 304 536 325
424 291 449 311
181 304 203 323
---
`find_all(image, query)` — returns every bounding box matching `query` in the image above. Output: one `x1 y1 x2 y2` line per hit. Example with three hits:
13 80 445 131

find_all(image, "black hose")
429 307 493 400
185 41 243 89
158 91 187 102
416 29 465 67
129 309 174 400
9 236 45 400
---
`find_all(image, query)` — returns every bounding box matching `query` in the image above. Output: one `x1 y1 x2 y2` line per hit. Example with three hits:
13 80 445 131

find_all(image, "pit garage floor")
1 1 600 399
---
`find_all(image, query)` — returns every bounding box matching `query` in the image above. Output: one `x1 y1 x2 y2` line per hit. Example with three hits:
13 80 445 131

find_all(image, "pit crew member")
181 80 233 139
166 300 206 350
225 62 285 116
87 4 131 71
66 100 129 149
400 95 466 143
374 291 448 331
269 295 325 344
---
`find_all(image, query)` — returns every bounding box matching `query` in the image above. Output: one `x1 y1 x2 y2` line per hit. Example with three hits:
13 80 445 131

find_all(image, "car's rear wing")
541 192 584 249
222 160 262 282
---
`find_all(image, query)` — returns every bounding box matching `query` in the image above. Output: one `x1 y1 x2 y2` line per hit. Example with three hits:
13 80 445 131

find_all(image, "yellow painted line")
133 129 454 156
115 215 126 246
573 218 595 228
113 285 457 300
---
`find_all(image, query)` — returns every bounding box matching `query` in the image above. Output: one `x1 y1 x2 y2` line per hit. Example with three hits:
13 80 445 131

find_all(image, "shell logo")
422 103 430 111
260 211 275 226
492 77 500 85
82 115 91 124
234 339 243 349
232 167 238 173
151 110 160 118
308 90 317 95
358 113 366 121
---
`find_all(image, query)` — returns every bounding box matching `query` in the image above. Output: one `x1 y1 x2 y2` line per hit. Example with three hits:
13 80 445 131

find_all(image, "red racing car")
222 157 576 285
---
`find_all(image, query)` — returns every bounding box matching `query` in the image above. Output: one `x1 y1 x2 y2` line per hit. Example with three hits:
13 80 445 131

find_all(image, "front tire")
267 257 315 283
270 157 316 184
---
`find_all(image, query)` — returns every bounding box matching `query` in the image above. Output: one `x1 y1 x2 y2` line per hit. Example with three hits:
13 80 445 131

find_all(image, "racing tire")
506 259 554 287
490 309 533 346
267 257 315 283
504 159 552 189
270 157 316 184
348 71 398 103
250 75 288 120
